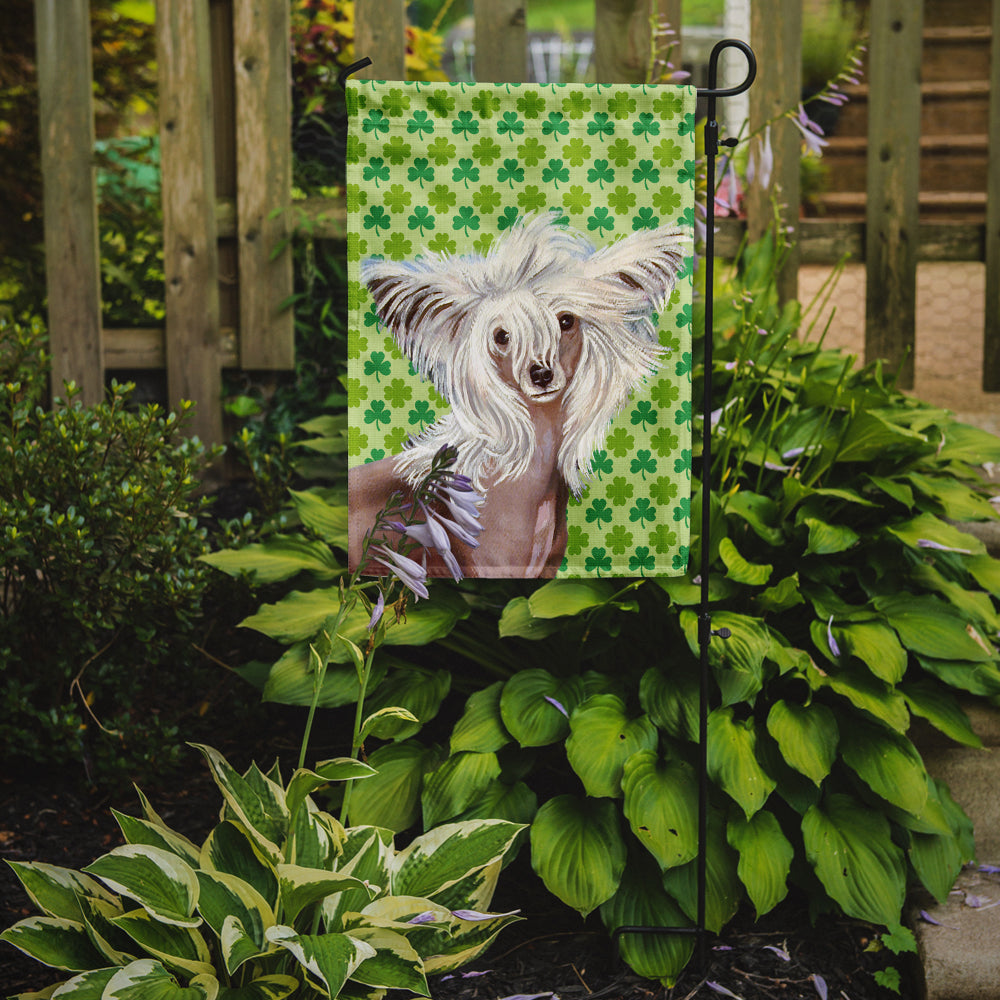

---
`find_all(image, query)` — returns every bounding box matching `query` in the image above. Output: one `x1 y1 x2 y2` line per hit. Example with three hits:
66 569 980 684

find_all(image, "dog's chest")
525 493 558 577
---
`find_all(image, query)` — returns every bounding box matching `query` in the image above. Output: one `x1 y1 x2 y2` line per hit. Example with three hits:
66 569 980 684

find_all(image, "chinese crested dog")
349 213 689 578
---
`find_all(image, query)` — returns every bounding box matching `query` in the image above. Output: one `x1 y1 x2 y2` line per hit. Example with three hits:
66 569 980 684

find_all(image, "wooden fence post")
983 0 1000 390
475 0 526 83
746 0 801 305
34 0 104 405
233 0 294 370
157 0 223 445
354 0 406 80
594 0 665 84
864 0 923 389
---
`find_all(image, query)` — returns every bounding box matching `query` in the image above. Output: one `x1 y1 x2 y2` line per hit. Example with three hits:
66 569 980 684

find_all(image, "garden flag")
347 80 696 579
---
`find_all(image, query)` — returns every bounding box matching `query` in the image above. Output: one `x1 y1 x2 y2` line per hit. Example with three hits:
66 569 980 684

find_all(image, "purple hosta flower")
395 503 464 581
811 974 828 1000
917 538 973 555
367 589 385 631
706 983 742 999
715 157 741 216
441 970 493 982
544 695 569 718
407 911 438 925
979 864 1000 874
431 477 485 541
746 125 774 191
827 615 841 658
451 908 521 921
791 104 828 156
371 545 429 600
763 944 791 962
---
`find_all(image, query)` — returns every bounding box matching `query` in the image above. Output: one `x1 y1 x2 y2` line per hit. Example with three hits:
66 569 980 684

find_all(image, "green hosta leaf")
362 667 451 740
707 707 776 818
499 670 585 747
639 663 699 742
453 779 538 827
802 517 859 556
497 596 564 639
265 926 375 998
599 853 694 986
103 959 218 1000
967 553 1000 597
935 421 1000 465
661 810 741 933
656 573 738 606
5 862 117 923
195 871 273 974
680 610 770 706
835 621 907 684
112 812 201 868
530 795 626 917
909 827 965 905
755 573 804 614
621 751 698 870
260 643 388 708
839 718 929 816
359 706 421 742
393 820 524 900
450 682 511 754
874 594 995 662
807 660 910 732
200 535 340 584
866 474 915 509
724 490 784 545
718 537 772 586
906 472 998 522
288 489 348 547
277 865 374 925
835 410 927 463
0 916 107 971
916 655 1000 697
190 746 287 862
910 562 1000 633
216 976 299 1000
886 512 985 556
347 740 442 832
566 695 658 798
803 794 906 926
765 700 838 786
111 909 214 978
199 822 278 910
727 811 793 918
83 846 200 928
527 578 617 617
421 751 502 828
901 680 982 748
346 926 429 994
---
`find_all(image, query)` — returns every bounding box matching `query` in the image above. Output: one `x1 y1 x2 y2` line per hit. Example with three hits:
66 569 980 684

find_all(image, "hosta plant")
1 744 523 999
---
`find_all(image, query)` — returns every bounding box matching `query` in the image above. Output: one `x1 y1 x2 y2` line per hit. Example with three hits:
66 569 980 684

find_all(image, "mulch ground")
1 742 912 1000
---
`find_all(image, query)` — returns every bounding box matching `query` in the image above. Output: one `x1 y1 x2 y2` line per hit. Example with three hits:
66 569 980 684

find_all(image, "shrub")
0 317 220 783
1 744 524 997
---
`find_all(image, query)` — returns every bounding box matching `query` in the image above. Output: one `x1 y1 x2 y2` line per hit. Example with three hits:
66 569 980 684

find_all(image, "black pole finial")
337 57 373 91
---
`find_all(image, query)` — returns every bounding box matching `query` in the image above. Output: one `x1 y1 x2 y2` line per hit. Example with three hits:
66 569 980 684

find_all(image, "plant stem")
340 645 376 826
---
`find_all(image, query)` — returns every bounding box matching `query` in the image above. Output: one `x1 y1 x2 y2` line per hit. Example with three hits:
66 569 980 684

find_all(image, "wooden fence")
34 0 1000 445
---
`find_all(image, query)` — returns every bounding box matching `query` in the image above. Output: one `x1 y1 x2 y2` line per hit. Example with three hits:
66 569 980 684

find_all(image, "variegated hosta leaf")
190 745 287 863
214 974 300 1000
726 810 793 918
0 916 107 972
566 695 658 798
276 864 375 925
621 751 699 871
77 894 136 966
802 793 906 926
765 700 838 786
323 829 393 931
599 853 694 987
195 871 274 973
345 926 429 995
391 820 524 900
4 862 117 922
288 802 344 870
529 795 626 917
425 860 501 916
47 966 118 997
220 915 269 979
110 908 214 979
285 760 377 823
102 958 218 999
200 822 278 910
83 846 200 928
265 925 375 998
112 810 202 868
706 707 776 819
420 907 522 975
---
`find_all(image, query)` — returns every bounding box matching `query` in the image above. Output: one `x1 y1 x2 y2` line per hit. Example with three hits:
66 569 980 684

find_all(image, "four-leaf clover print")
350 80 695 576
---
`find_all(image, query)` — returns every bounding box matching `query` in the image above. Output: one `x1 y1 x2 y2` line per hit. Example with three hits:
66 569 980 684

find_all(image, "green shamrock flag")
347 80 696 579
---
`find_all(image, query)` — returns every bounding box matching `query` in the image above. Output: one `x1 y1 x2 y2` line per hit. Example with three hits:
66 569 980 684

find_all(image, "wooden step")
922 25 993 83
822 134 989 193
834 80 991 138
921 0 992 28
814 189 987 222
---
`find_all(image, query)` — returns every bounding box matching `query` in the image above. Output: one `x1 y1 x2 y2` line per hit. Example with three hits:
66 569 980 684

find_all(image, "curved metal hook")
697 38 756 99
337 56 373 91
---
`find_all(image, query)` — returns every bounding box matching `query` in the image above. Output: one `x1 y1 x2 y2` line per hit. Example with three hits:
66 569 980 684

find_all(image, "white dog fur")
349 213 689 578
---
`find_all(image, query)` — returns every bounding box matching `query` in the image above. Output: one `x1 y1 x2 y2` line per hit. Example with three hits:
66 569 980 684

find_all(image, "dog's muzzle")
529 363 554 389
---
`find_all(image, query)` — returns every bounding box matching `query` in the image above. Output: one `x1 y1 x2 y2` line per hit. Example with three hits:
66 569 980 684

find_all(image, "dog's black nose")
530 364 553 388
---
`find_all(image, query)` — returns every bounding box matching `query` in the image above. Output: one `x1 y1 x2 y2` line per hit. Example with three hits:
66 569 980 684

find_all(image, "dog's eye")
558 313 575 332
493 329 510 346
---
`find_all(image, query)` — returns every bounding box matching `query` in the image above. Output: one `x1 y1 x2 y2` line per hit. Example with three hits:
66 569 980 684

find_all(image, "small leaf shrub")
215 234 1000 985
0 318 219 782
1 744 523 998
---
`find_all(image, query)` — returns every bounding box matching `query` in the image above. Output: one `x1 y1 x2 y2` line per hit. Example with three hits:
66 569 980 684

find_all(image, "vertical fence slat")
983 0 1000 390
746 0 801 304
233 0 294 369
474 0 526 82
864 0 923 389
354 1 406 80
594 0 658 84
157 0 223 445
34 0 103 405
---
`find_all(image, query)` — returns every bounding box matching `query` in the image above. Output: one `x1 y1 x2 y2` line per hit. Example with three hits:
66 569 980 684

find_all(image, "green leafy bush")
1 743 523 998
0 317 219 782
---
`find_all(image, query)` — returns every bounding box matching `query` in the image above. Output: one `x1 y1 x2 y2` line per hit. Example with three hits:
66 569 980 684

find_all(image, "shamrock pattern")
347 80 696 578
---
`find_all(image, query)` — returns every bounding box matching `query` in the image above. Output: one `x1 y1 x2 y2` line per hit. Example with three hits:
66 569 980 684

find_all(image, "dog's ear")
583 226 691 310
361 257 473 358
